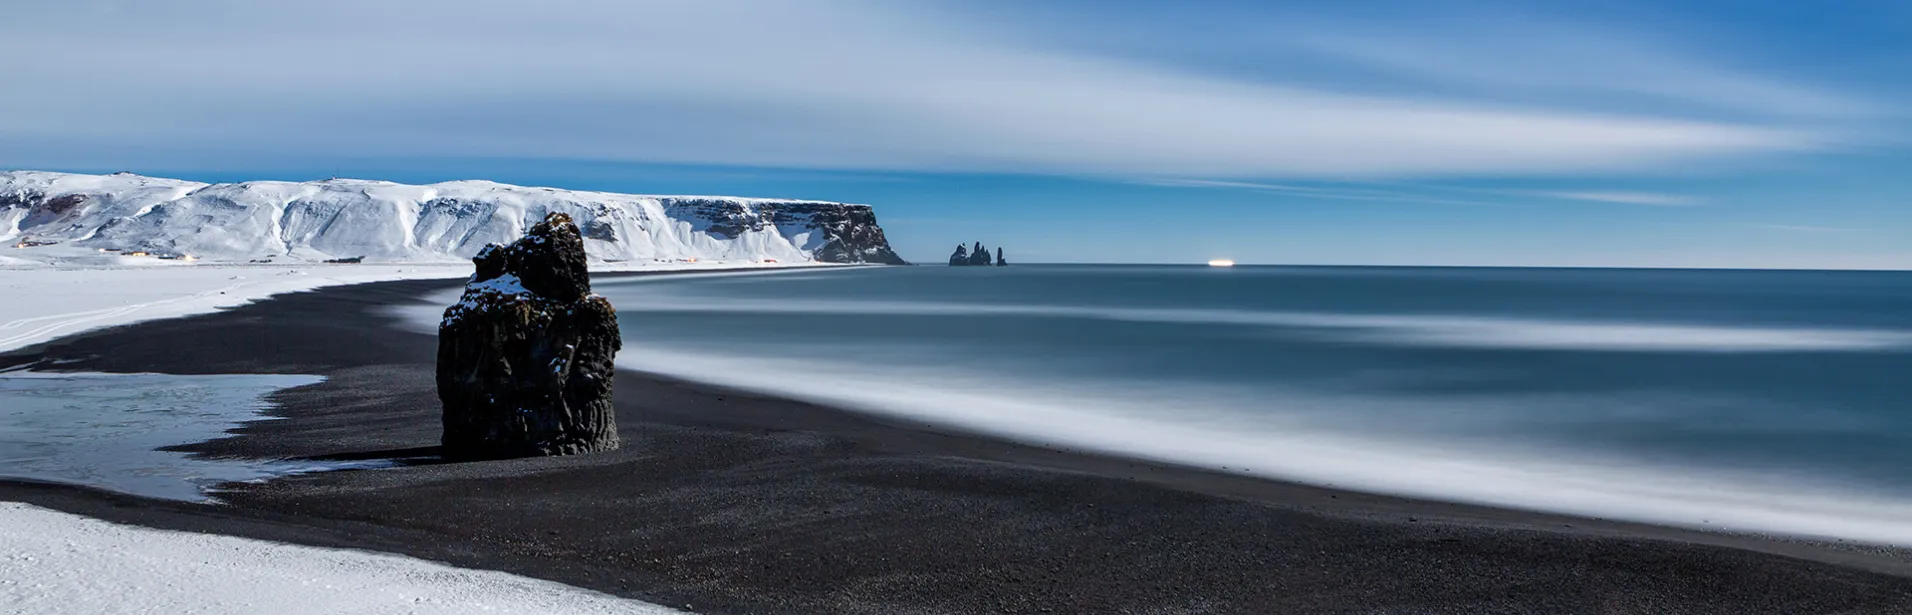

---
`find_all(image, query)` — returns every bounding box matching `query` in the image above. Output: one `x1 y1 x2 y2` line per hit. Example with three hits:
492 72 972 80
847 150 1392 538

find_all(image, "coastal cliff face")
664 198 906 265
437 213 621 459
0 170 907 265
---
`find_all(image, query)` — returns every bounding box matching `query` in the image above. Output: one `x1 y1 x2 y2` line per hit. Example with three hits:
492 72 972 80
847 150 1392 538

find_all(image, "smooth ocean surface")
597 265 1912 543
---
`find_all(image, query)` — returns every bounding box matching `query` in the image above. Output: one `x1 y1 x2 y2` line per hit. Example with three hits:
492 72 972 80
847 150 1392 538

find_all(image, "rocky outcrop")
949 241 1008 267
663 198 908 265
797 203 908 265
437 213 622 460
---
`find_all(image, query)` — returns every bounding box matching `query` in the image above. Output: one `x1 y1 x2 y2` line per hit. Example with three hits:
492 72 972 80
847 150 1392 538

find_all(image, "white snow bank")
0 261 836 355
0 264 467 354
0 502 689 615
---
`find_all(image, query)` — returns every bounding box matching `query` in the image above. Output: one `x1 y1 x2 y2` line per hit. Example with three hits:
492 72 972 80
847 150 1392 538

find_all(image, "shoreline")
5 275 1912 613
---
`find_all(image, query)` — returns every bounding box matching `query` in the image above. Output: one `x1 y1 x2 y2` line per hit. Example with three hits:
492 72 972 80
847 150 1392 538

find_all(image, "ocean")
597 264 1912 544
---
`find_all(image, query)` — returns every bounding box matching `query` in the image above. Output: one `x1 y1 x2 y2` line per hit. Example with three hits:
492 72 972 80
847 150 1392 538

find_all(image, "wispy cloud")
1140 178 1502 207
0 0 1853 179
1263 13 1871 121
1763 224 1856 233
1143 179 1713 210
1531 191 1705 207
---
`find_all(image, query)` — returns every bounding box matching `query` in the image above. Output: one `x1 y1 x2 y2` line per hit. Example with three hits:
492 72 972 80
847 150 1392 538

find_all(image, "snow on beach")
0 263 469 355
0 260 833 355
0 502 687 615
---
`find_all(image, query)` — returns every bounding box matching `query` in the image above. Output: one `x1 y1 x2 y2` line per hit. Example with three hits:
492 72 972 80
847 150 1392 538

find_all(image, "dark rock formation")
0 190 91 230
663 198 908 265
949 241 1008 267
968 242 992 266
437 213 622 459
803 203 907 265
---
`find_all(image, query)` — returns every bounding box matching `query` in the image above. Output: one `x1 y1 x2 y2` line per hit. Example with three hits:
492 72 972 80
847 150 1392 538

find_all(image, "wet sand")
4 275 1912 614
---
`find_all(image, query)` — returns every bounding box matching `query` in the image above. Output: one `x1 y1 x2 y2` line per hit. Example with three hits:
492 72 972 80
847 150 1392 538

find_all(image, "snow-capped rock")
439 213 621 460
0 171 907 265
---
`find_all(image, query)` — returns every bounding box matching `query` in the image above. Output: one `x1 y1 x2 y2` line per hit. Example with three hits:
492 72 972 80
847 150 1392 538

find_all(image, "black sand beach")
5 275 1912 614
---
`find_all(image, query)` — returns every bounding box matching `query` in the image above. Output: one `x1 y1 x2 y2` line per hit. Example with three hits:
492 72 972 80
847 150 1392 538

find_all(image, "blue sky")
3 0 1908 268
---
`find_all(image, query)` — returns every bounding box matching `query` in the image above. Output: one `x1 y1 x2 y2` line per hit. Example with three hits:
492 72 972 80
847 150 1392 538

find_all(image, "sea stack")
949 241 1008 267
437 213 622 459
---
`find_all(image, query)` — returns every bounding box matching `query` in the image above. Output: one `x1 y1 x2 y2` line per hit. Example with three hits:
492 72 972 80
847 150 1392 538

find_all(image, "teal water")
0 371 380 501
593 265 1912 543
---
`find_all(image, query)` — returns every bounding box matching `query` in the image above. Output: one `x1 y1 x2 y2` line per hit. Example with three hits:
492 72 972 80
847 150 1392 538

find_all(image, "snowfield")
0 260 833 356
0 264 467 355
0 170 906 266
0 503 688 615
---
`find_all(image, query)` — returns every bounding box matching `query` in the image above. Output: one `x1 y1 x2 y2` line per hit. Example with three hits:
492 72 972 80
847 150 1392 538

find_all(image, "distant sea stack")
949 241 1009 267
437 213 622 460
0 170 907 266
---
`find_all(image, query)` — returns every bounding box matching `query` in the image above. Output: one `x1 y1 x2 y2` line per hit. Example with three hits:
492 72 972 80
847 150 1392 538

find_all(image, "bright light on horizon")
1208 259 1236 267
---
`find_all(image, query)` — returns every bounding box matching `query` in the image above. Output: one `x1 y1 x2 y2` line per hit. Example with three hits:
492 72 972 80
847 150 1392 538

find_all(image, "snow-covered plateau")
0 170 907 266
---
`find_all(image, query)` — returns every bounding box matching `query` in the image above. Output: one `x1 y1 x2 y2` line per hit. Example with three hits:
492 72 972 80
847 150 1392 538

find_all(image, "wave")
609 295 1912 353
615 346 1912 546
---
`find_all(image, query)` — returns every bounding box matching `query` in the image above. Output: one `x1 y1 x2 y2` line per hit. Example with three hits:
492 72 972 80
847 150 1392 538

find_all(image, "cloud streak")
1532 191 1704 207
1143 180 1714 210
0 0 1854 179
1262 12 1871 121
1140 179 1505 207
1764 224 1856 233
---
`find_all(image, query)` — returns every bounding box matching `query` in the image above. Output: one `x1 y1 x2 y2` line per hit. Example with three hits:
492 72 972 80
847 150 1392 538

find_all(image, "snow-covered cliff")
0 171 906 265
